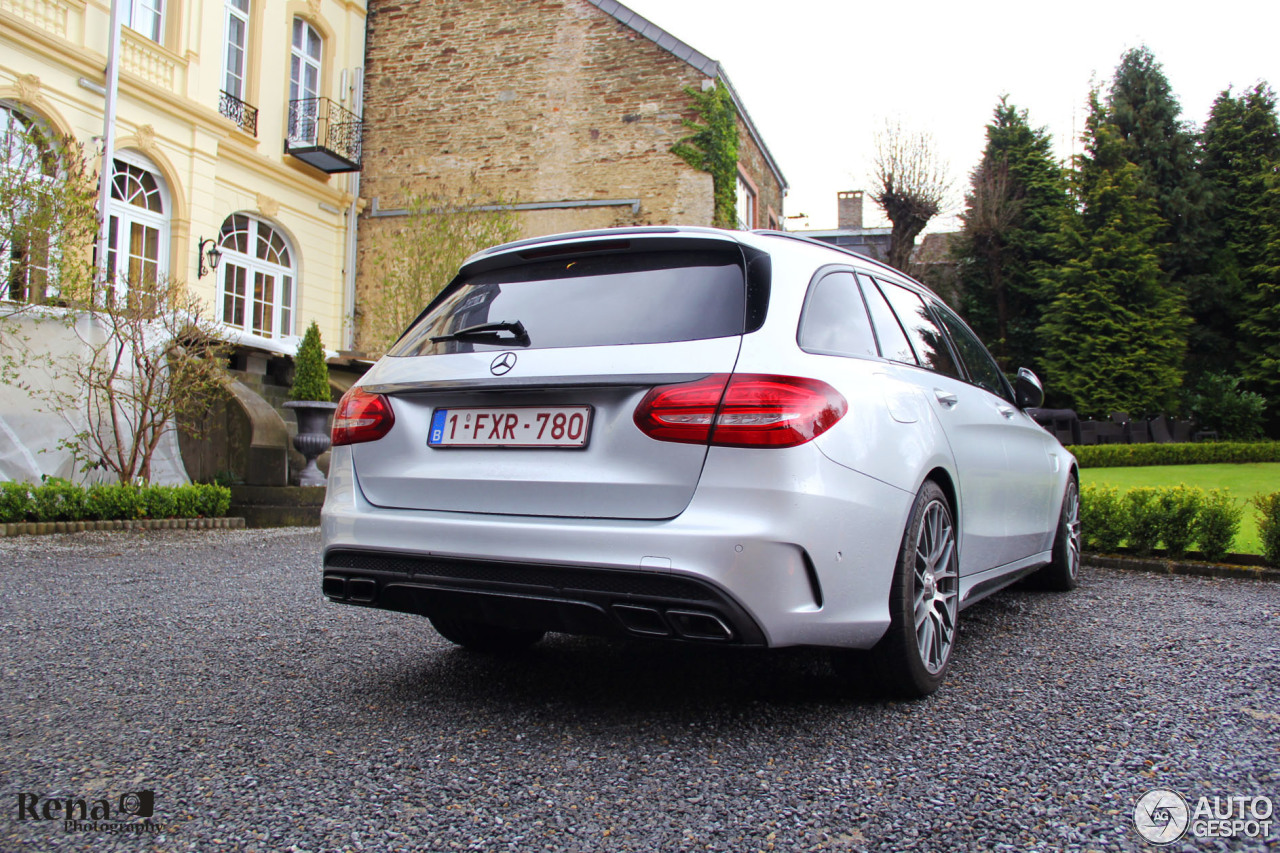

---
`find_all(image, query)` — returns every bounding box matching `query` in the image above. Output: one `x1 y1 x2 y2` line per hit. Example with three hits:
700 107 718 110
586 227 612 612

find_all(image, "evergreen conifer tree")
1108 46 1209 292
290 320 332 402
1199 84 1280 377
955 98 1068 373
1040 95 1189 416
1241 169 1280 427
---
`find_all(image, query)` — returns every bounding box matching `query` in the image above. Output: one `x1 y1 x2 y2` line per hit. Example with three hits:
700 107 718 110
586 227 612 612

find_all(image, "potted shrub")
284 321 337 486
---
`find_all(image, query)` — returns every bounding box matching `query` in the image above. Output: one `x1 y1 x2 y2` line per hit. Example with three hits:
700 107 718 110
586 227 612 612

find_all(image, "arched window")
217 214 295 338
288 18 323 145
104 152 170 300
1 103 58 302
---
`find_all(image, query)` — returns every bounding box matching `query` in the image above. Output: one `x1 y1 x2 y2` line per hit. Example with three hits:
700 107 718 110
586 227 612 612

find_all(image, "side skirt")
958 551 1052 610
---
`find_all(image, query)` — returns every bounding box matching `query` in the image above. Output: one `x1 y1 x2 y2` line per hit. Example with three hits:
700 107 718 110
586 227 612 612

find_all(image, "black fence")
1027 410 1215 446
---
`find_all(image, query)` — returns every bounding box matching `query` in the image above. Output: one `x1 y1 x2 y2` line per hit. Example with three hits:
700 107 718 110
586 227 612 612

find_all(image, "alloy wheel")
913 498 958 675
1063 482 1082 582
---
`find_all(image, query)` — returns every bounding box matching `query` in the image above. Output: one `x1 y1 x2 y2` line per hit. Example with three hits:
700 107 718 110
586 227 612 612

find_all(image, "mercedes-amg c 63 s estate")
320 227 1080 697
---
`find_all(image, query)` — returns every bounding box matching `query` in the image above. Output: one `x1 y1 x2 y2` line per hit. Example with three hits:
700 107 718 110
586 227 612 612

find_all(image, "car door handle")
934 390 959 408
997 405 1016 419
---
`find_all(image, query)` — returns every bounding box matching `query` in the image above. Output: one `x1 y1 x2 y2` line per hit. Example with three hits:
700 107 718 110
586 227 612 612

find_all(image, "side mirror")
1015 368 1044 409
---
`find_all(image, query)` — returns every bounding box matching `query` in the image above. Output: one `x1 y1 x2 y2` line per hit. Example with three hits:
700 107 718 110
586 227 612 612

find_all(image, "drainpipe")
95 0 124 286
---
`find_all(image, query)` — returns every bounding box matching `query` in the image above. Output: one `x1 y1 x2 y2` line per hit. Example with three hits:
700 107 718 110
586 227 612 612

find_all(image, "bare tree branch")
360 188 522 355
871 120 953 272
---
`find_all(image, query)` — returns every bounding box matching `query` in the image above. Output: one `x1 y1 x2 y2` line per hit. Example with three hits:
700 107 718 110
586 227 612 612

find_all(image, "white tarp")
0 308 189 486
0 308 344 486
212 324 338 361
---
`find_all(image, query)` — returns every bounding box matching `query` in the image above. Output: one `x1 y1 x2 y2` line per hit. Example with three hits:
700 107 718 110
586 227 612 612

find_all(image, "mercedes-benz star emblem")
490 352 518 376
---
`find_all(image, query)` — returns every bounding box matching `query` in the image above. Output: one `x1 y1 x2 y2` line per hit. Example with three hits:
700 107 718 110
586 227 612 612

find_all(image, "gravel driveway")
1 528 1276 852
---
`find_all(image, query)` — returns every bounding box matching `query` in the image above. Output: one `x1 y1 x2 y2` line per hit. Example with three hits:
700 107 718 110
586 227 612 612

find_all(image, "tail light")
634 374 846 448
332 387 395 446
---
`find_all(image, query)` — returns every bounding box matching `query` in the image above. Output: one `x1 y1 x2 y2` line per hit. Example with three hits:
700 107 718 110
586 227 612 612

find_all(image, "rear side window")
876 279 961 380
857 274 915 364
798 271 878 359
389 250 747 357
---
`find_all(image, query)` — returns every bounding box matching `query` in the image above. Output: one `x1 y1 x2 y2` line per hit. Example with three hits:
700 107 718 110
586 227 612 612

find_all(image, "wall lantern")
197 237 223 279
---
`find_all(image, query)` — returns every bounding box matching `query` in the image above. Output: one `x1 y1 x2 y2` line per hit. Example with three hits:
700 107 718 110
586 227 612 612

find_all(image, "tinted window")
933 302 1013 401
798 271 878 359
389 250 747 356
857 274 915 364
876 279 961 379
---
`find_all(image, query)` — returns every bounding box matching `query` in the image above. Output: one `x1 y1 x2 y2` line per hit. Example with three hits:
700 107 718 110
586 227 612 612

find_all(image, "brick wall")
736 114 785 230
357 0 784 348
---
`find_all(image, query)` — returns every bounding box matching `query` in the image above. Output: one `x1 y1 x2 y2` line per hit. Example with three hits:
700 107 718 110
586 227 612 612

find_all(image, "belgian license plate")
428 406 593 448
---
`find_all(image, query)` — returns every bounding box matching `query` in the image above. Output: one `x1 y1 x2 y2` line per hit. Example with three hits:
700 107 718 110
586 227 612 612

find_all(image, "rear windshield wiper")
430 320 530 347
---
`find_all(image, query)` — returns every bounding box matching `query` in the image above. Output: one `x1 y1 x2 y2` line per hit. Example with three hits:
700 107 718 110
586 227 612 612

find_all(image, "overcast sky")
620 0 1280 232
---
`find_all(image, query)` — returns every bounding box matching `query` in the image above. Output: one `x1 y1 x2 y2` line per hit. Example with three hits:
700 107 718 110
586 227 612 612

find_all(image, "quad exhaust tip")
666 609 734 641
347 578 377 602
613 604 672 636
612 604 733 641
322 574 347 598
323 574 377 603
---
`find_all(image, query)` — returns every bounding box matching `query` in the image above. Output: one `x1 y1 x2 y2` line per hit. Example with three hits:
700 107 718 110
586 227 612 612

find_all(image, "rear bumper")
322 549 767 645
321 445 914 649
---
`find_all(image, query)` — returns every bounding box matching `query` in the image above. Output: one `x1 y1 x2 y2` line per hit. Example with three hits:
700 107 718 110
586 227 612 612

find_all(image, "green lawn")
1080 462 1279 555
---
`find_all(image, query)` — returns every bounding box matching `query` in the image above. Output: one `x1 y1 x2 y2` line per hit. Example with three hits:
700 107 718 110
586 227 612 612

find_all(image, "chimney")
837 190 863 231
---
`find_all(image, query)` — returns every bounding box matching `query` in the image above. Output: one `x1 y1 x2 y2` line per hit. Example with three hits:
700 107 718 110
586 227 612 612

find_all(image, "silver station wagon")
321 227 1080 697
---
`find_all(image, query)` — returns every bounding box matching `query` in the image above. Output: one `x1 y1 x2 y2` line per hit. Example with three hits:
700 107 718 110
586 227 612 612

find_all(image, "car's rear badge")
490 352 517 375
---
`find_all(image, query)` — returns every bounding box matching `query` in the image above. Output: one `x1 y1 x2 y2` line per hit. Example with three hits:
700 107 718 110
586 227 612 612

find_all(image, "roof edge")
585 0 789 192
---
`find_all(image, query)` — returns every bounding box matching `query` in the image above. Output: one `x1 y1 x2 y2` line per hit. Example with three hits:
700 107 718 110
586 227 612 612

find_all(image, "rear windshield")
388 250 747 357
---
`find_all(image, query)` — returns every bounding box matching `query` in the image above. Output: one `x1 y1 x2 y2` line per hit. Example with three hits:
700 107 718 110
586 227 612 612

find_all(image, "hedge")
1079 484 1272 564
1255 493 1280 568
1068 441 1280 469
0 480 231 524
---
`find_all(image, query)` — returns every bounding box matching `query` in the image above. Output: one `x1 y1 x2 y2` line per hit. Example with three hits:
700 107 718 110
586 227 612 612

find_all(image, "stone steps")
229 485 326 528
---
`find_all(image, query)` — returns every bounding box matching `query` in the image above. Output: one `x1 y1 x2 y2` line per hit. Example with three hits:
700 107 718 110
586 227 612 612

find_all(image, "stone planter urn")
283 400 338 487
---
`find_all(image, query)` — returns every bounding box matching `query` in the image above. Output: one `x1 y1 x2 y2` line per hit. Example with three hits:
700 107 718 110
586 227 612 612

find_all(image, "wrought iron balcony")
219 90 259 137
285 97 362 173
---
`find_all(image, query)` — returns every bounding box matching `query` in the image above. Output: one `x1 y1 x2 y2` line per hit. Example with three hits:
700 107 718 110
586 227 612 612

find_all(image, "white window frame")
104 150 171 302
1 102 58 303
289 18 323 146
735 172 757 231
223 0 250 100
217 213 296 339
124 0 165 43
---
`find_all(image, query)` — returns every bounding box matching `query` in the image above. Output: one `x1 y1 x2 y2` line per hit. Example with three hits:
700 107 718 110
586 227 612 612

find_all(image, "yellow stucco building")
1 0 367 351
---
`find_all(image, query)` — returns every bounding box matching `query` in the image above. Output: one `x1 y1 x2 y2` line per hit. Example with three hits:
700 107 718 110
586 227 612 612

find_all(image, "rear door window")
389 250 747 357
932 301 1014 402
798 271 878 359
857 274 916 364
875 278 961 379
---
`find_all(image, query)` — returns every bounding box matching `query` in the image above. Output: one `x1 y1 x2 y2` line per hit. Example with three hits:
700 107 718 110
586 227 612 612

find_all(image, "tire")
1030 477 1082 592
859 480 960 699
429 615 545 654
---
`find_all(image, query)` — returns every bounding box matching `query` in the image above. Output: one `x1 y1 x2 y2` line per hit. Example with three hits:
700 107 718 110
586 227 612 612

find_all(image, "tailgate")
351 339 741 519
